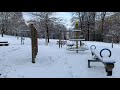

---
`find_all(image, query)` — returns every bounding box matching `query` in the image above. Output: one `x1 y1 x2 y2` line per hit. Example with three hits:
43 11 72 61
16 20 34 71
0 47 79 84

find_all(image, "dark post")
1 24 4 37
112 36 113 48
75 21 79 53
30 24 36 63
35 29 38 56
87 21 89 41
36 30 38 54
60 30 62 48
59 30 62 48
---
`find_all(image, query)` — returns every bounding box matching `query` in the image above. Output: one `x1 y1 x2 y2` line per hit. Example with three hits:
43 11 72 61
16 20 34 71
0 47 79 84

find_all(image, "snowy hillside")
0 35 120 78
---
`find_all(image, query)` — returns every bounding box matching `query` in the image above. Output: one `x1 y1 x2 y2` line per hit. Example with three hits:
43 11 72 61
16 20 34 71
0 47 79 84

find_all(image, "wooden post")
60 31 62 48
34 29 37 57
76 21 79 53
36 30 38 54
59 30 62 48
30 24 36 63
76 31 78 53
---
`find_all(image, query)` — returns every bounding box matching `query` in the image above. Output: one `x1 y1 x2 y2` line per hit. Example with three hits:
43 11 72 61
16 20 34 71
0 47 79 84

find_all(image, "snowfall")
0 35 120 78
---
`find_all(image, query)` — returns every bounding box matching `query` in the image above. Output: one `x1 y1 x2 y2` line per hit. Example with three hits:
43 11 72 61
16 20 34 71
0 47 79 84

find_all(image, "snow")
91 49 115 63
0 35 120 78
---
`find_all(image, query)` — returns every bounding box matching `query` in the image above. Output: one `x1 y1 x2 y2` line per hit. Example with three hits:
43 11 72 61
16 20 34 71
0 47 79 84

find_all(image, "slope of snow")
0 35 120 78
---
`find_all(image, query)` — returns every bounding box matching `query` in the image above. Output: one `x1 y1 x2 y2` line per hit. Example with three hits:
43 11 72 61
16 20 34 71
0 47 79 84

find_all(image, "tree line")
71 12 120 43
0 12 67 45
0 12 120 43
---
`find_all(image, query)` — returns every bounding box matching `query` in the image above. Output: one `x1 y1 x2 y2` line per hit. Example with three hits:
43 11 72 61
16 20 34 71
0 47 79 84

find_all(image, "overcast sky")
22 12 72 29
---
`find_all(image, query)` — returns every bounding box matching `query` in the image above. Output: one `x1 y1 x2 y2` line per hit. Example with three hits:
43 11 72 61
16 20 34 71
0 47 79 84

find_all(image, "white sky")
22 12 72 29
53 12 72 29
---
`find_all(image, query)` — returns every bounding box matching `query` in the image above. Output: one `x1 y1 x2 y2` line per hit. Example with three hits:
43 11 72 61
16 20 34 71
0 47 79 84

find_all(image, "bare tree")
31 12 55 44
71 12 96 41
0 12 26 38
0 12 12 37
100 12 106 41
30 12 65 45
71 12 86 30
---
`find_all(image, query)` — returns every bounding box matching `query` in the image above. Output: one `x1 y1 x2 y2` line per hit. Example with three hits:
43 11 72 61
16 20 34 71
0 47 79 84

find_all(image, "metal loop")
100 48 111 57
90 45 96 50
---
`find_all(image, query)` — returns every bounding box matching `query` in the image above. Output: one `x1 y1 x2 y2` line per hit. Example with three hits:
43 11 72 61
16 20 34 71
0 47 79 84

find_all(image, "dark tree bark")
101 12 106 41
87 22 90 41
1 24 4 37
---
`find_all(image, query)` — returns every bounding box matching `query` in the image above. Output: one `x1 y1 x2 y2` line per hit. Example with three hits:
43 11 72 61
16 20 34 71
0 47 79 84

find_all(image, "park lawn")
0 35 120 78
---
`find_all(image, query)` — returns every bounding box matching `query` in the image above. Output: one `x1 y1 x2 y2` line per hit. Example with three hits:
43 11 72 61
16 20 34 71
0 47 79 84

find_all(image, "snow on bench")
56 41 67 44
66 43 75 48
66 43 75 46
0 41 9 46
91 49 115 63
66 48 86 51
88 45 115 76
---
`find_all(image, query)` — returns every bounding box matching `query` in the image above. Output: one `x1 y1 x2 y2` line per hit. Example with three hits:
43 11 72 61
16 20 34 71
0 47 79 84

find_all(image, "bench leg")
107 71 112 76
105 63 114 76
88 59 101 68
105 68 108 72
88 60 91 68
76 50 78 53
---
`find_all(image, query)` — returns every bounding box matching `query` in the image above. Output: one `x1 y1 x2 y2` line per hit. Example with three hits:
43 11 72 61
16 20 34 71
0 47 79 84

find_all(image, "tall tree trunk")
1 24 4 37
101 12 106 42
45 31 48 45
47 29 49 43
46 19 49 43
59 30 62 48
87 22 89 41
1 30 4 37
92 12 96 41
101 19 104 41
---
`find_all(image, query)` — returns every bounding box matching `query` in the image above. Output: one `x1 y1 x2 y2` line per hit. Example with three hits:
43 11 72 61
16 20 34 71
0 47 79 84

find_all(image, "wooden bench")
88 45 115 76
56 41 67 45
66 48 86 51
0 41 9 46
66 43 75 48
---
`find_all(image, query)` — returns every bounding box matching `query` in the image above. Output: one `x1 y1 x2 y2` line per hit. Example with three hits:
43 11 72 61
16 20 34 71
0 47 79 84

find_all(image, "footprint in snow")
68 66 72 68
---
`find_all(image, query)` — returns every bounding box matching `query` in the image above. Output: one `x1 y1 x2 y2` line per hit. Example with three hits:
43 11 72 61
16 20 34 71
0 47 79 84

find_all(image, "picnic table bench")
56 41 67 45
66 43 75 48
0 41 9 46
88 45 115 76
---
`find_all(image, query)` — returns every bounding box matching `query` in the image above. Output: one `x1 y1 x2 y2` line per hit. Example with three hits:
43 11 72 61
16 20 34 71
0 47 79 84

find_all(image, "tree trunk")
93 12 96 41
1 33 3 37
112 36 114 48
1 24 4 37
46 20 49 43
59 30 62 48
101 19 104 41
1 30 4 37
101 12 106 42
93 31 96 41
87 22 89 41
45 31 48 46
47 29 49 43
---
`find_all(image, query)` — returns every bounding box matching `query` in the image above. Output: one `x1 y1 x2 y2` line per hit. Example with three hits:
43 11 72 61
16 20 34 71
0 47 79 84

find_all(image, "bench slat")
0 42 8 43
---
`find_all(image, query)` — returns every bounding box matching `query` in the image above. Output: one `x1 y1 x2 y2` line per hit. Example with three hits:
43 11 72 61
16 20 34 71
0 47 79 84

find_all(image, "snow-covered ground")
0 35 120 78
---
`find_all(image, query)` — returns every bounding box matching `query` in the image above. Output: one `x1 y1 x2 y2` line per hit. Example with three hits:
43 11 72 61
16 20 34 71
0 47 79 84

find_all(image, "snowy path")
0 35 120 78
